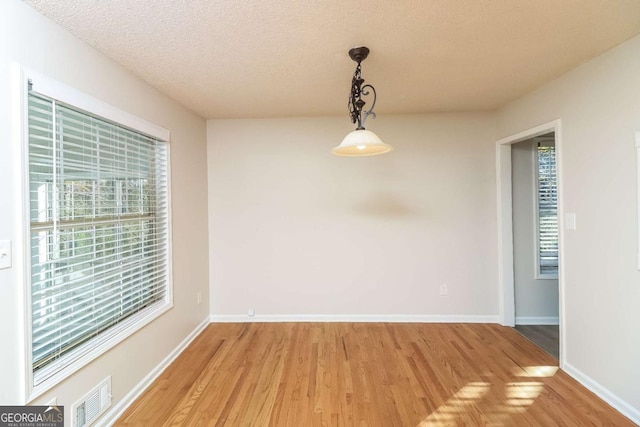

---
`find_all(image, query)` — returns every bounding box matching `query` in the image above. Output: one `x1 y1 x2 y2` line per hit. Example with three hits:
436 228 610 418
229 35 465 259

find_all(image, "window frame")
21 69 173 401
533 136 558 280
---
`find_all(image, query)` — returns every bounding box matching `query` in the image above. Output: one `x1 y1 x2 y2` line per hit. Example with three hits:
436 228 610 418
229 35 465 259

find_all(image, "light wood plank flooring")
115 323 632 426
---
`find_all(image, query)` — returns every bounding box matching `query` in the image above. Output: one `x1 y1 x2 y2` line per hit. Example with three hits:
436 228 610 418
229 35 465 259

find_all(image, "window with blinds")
27 88 170 386
536 141 558 277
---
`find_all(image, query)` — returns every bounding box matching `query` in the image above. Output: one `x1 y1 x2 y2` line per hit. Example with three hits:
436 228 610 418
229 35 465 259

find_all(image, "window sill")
28 300 172 402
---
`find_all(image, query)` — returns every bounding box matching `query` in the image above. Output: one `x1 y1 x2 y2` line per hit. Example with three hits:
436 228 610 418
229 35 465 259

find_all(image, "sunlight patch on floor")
514 365 558 378
417 378 547 425
503 381 544 413
416 382 490 426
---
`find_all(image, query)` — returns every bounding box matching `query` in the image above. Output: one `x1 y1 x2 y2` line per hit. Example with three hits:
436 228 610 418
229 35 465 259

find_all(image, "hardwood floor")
515 325 559 360
115 323 632 426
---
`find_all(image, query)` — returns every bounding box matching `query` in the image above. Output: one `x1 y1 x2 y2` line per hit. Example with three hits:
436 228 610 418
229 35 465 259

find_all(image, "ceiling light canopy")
332 47 392 157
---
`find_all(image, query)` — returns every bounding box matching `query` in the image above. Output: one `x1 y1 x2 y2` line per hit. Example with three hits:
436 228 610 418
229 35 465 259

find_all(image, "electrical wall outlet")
439 284 448 296
0 240 11 270
196 292 202 305
248 308 255 317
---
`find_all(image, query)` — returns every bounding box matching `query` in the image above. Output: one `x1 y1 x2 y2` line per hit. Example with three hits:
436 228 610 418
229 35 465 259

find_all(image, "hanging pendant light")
332 46 392 156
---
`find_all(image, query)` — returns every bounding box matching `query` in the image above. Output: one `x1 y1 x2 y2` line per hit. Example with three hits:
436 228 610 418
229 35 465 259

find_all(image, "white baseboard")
209 314 500 323
515 316 559 325
95 316 210 427
563 362 640 425
91 314 640 426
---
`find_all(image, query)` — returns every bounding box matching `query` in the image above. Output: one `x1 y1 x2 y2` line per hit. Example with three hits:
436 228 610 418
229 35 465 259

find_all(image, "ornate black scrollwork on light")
348 47 377 130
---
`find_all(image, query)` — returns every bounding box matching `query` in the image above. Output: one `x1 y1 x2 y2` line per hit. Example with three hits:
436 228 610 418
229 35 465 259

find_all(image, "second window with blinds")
535 135 558 278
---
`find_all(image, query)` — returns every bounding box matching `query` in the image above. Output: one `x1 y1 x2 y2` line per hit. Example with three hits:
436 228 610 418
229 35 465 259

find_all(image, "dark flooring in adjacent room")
515 324 559 359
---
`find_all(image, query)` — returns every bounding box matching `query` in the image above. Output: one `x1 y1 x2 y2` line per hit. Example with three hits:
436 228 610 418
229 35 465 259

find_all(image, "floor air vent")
72 376 112 427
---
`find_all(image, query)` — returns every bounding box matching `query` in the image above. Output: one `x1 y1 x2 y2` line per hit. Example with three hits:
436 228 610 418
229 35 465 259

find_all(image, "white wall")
498 34 640 417
7 0 637 421
0 0 209 422
207 114 498 319
511 139 559 322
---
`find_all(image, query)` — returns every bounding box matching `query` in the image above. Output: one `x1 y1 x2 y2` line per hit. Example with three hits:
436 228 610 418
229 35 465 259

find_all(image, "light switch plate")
565 213 577 230
0 240 11 269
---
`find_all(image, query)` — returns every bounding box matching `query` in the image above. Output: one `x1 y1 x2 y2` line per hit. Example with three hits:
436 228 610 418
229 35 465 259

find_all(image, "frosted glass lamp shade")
332 129 392 156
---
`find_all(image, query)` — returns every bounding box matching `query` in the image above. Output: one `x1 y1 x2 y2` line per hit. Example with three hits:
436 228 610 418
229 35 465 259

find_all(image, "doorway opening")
496 120 564 365
511 132 559 358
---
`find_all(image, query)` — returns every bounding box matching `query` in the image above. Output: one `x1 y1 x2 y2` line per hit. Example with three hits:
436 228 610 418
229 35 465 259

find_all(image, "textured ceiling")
23 0 640 119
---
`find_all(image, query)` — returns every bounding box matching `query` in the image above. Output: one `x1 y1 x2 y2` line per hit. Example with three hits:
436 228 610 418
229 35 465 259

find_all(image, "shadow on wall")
351 192 421 218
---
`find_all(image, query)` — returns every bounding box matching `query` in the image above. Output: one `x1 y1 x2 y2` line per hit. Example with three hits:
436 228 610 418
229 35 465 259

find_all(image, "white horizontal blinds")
28 91 169 383
537 141 558 275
